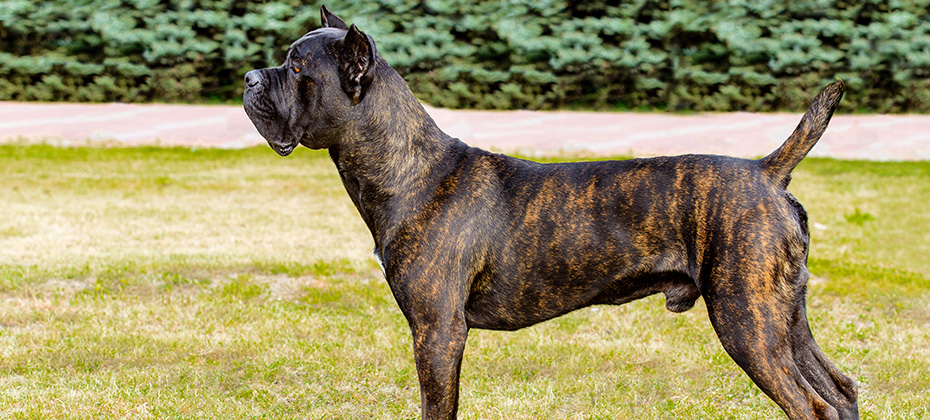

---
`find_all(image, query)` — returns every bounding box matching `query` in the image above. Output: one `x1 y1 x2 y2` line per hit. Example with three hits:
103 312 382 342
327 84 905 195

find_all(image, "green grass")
0 144 928 419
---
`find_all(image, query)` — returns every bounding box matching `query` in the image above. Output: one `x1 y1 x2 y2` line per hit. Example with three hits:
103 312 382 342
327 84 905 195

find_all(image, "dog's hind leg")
788 268 859 419
703 265 846 420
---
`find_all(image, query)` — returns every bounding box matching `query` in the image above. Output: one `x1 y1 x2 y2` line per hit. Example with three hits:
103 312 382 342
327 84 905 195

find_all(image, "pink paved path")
1 101 927 160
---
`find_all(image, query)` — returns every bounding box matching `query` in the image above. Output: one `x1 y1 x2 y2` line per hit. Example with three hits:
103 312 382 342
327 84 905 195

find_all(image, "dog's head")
243 6 378 156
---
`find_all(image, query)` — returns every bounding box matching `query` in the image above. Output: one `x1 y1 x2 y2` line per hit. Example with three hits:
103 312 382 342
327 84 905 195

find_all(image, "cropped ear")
320 5 348 30
338 24 378 105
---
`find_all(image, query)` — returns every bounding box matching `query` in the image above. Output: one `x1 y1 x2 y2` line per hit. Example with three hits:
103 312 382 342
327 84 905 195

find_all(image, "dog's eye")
293 67 301 74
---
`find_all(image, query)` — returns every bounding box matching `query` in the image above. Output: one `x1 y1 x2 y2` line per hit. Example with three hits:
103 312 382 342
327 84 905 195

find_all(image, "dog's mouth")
243 88 299 157
261 127 299 157
271 142 296 156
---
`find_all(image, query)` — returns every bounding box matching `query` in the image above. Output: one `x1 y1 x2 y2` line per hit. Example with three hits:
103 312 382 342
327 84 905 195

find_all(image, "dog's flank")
243 7 858 420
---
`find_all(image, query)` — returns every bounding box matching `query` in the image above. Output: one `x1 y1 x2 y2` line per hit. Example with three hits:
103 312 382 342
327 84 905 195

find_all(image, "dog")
243 7 859 420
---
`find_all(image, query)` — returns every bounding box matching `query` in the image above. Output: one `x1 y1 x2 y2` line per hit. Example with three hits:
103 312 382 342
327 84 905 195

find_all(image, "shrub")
1 0 928 112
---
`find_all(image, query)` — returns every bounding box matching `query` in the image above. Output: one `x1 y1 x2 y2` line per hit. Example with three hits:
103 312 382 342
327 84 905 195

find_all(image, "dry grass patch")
0 145 928 419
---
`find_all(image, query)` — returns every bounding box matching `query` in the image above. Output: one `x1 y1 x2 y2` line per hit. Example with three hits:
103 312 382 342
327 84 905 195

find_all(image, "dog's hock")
338 24 378 105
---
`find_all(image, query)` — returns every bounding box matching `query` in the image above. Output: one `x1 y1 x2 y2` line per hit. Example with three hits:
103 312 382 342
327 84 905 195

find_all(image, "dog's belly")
463 252 700 331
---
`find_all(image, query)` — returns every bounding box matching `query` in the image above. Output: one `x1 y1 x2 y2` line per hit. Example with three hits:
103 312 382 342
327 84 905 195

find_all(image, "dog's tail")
760 80 844 187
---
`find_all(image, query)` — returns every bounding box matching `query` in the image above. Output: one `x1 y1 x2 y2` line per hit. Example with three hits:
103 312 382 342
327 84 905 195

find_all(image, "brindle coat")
243 7 859 420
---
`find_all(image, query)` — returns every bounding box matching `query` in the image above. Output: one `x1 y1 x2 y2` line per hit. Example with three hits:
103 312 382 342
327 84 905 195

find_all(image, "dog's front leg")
384 246 472 418
409 310 469 420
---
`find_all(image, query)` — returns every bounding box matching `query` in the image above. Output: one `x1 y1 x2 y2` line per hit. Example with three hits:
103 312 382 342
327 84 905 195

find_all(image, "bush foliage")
2 0 929 112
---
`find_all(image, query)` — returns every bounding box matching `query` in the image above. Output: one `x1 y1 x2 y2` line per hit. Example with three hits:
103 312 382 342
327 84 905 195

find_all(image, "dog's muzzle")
243 69 297 156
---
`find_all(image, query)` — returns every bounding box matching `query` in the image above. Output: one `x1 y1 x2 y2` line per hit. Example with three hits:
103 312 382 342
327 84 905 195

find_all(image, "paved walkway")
1 101 928 160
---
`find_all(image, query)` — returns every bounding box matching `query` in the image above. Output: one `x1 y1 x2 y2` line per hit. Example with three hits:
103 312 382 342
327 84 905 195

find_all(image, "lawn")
1 144 928 419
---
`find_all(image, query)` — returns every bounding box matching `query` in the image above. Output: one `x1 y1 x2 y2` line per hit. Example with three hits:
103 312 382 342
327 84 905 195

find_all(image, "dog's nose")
244 70 262 88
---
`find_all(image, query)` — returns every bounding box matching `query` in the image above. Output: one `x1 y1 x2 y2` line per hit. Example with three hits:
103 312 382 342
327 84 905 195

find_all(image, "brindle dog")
243 7 858 420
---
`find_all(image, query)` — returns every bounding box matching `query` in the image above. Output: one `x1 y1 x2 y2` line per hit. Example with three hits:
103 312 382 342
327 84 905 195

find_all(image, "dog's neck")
328 63 465 250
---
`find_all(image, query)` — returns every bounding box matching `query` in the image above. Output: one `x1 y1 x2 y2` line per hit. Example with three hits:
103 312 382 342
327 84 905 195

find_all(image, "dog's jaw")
271 142 296 157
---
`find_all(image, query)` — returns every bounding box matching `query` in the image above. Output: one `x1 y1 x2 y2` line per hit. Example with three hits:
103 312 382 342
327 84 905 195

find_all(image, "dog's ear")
320 5 348 30
338 24 378 105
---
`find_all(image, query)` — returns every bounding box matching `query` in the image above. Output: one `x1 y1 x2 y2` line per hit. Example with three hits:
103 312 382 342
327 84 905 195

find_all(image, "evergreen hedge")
1 0 929 112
